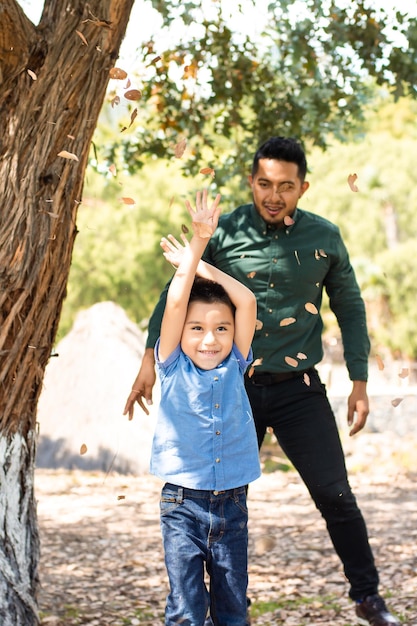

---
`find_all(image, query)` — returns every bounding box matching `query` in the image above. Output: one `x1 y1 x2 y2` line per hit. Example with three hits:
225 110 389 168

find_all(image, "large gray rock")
36 302 159 474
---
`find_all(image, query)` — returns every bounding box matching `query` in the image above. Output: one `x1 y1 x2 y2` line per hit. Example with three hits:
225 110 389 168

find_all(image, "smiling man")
131 137 400 626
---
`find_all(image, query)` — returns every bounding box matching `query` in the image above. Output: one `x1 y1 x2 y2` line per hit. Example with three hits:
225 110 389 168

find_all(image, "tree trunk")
0 0 134 622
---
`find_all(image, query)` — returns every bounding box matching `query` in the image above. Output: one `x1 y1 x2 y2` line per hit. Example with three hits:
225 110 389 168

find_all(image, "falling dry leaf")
150 55 161 64
280 317 296 327
124 89 142 101
121 197 136 205
117 495 126 501
391 397 403 407
284 215 294 226
285 356 298 368
297 352 307 360
375 354 385 371
57 150 79 162
129 108 138 127
76 30 88 46
125 78 131 89
27 69 37 80
347 173 359 192
247 271 256 279
305 302 318 314
255 319 263 330
398 368 409 379
109 67 128 80
200 167 215 178
108 164 117 176
80 443 87 455
110 95 120 107
192 222 213 238
252 358 263 367
303 372 311 386
181 223 189 234
174 139 187 158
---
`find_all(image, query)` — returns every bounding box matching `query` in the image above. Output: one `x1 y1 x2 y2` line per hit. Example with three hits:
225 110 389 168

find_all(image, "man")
128 137 400 626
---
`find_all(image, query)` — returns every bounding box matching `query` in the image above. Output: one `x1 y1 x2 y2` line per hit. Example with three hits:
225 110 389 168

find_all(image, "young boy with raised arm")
124 190 260 626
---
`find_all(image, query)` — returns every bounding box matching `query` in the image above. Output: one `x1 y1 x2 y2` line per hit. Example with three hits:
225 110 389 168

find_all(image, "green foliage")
95 0 417 186
375 239 417 358
58 161 195 338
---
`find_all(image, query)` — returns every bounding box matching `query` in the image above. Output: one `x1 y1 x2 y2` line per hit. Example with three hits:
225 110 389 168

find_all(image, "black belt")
247 368 312 386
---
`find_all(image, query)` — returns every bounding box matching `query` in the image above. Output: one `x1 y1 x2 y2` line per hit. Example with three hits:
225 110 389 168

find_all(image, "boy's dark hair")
189 277 235 315
252 136 307 181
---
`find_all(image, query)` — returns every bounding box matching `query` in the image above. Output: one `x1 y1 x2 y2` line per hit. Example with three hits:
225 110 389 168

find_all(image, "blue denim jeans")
245 367 379 601
160 483 250 626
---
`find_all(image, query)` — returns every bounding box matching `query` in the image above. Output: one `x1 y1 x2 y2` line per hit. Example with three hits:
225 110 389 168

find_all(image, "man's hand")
123 348 156 419
347 380 369 436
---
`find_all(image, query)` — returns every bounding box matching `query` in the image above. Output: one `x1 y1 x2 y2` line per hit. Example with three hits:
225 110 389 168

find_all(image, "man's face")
248 158 309 226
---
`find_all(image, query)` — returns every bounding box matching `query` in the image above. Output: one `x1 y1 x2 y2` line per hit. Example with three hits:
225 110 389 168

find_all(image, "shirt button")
274 234 278 239
268 308 273 313
215 458 220 463
216 430 221 435
213 376 219 381
265 332 269 337
214 403 220 409
270 283 274 288
273 258 277 263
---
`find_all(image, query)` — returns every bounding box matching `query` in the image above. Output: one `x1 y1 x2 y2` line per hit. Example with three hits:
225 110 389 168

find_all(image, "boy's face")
248 158 309 226
181 300 235 370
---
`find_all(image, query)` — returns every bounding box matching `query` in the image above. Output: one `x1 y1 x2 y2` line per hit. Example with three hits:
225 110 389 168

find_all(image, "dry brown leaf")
121 197 136 205
255 319 263 330
247 271 256 278
129 108 138 127
181 223 189 234
200 167 215 178
117 495 126 501
150 55 161 65
27 69 37 80
110 95 120 107
280 317 296 327
174 139 187 158
192 222 213 238
375 354 385 371
347 173 359 192
57 150 79 162
398 368 409 379
108 164 117 176
285 356 298 368
124 89 142 101
80 443 87 455
284 215 295 226
303 372 311 386
76 30 88 46
305 302 318 314
125 78 131 89
109 67 128 80
391 397 403 407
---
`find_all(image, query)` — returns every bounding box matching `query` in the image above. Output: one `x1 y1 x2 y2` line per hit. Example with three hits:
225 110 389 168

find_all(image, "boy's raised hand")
160 233 188 267
185 189 221 238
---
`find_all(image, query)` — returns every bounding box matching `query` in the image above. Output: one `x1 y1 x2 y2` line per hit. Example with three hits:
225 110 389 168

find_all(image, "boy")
124 190 260 626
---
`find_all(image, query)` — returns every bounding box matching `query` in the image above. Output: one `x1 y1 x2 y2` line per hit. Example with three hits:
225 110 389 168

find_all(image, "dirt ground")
36 434 417 626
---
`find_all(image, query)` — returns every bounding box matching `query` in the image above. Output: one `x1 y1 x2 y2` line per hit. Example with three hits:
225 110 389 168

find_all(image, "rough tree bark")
0 1 134 622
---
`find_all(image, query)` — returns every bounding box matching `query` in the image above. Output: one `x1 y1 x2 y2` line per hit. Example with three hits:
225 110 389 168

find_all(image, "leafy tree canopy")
93 0 417 187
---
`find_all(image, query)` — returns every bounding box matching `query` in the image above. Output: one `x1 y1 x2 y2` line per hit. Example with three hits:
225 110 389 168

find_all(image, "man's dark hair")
189 277 235 315
252 136 307 181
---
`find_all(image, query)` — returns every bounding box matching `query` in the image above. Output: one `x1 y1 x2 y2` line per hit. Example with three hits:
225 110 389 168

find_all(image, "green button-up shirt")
146 203 370 381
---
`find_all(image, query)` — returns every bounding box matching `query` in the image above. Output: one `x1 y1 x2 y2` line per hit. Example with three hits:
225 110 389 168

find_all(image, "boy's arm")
158 191 221 362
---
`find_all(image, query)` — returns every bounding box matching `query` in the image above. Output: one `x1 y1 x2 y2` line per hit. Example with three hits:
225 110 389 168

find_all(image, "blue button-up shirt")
151 340 261 491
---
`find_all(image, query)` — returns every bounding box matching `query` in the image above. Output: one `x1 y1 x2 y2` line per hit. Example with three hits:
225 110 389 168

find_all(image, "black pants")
245 368 379 601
